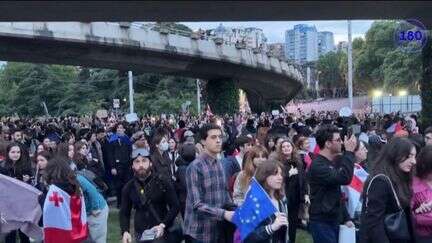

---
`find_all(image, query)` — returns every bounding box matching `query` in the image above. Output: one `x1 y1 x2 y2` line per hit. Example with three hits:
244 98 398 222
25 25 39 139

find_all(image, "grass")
107 207 313 243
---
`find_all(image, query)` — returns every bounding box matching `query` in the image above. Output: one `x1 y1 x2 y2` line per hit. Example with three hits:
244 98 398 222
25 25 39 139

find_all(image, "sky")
180 20 376 44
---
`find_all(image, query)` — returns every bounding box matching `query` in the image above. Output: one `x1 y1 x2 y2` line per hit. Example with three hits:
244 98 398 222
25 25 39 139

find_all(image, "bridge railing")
110 22 284 58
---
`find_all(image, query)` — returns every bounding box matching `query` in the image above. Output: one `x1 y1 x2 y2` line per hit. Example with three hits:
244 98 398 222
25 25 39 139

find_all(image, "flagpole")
347 20 353 109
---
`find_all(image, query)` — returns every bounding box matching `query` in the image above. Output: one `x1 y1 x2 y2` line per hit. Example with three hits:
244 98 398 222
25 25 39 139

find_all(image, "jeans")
85 205 109 243
309 220 339 243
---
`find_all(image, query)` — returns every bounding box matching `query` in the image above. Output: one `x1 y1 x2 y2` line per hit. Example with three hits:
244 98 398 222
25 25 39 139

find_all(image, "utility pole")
196 78 201 114
347 20 354 109
128 71 134 113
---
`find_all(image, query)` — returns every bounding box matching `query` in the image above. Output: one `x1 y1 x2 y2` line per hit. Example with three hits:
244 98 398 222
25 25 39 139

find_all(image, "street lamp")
372 90 383 97
398 90 408 96
316 71 321 99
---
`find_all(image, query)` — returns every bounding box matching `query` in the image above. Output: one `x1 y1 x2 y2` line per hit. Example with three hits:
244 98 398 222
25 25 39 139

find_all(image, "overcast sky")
180 20 376 44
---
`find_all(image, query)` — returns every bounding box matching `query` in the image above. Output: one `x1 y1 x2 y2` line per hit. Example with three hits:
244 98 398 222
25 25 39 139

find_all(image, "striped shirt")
183 152 231 243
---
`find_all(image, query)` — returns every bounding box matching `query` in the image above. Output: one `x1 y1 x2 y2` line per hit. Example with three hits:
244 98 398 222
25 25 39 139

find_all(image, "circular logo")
394 19 428 53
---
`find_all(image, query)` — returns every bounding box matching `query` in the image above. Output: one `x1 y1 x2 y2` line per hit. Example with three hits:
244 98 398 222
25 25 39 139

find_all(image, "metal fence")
371 95 422 113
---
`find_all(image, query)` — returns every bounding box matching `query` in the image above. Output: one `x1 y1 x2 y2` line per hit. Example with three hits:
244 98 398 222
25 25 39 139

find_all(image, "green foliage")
134 75 197 115
0 63 79 116
0 62 198 116
317 51 345 97
206 78 239 115
315 20 422 97
354 20 399 92
152 22 193 36
382 48 421 93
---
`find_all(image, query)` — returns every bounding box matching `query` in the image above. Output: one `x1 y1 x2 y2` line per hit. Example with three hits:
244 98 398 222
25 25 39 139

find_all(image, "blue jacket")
77 175 107 215
222 156 241 182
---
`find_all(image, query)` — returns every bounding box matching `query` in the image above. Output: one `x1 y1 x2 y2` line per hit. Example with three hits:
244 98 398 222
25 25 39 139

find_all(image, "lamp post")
316 71 321 99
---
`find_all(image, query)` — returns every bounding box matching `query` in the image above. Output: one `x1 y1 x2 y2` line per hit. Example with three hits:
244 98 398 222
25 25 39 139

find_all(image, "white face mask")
159 141 169 152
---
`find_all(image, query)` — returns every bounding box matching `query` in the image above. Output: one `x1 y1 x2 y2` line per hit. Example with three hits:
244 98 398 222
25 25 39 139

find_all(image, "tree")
354 21 399 91
317 51 345 98
3 63 78 116
206 78 239 115
382 47 421 93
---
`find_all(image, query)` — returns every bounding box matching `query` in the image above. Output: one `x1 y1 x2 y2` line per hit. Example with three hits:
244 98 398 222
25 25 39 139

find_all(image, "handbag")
365 174 410 240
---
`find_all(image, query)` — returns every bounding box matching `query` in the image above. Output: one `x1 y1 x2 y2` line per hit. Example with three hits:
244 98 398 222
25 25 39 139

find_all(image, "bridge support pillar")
206 78 239 115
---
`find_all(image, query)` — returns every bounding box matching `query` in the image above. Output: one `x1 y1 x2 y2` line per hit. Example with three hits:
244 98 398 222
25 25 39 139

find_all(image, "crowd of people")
0 109 432 243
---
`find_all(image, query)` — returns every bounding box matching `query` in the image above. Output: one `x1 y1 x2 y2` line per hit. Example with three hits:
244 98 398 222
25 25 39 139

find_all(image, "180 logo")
394 19 428 53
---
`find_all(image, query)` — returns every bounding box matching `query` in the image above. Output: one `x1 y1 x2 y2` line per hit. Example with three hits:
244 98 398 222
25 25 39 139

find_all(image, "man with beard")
120 153 180 243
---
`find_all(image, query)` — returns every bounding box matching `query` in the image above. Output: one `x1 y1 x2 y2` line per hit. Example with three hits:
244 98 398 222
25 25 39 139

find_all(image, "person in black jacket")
308 125 357 243
277 139 307 243
358 138 416 243
106 123 133 208
174 142 196 218
1 142 33 243
120 153 180 243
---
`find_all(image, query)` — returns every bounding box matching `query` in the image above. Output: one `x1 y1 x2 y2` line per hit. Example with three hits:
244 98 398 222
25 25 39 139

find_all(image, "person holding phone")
120 153 180 243
308 125 357 243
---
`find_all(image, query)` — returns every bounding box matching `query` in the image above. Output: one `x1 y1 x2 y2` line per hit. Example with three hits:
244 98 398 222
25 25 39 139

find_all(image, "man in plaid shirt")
184 123 235 243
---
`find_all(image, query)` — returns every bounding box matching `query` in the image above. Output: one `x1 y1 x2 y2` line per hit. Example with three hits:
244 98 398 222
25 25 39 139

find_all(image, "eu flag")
232 177 277 241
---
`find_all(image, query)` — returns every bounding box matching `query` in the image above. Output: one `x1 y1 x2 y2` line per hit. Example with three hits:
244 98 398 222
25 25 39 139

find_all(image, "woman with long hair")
359 137 416 243
73 141 89 171
233 145 269 205
56 142 77 171
1 142 33 243
1 142 32 182
411 145 432 243
277 139 307 243
245 160 289 243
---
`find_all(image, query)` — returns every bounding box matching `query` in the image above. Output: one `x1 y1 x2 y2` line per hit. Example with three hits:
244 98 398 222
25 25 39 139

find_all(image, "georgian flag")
43 184 88 243
341 163 369 218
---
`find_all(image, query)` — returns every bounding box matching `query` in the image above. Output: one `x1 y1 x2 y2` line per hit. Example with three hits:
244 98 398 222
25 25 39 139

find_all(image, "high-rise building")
285 24 318 63
318 31 335 55
284 24 335 64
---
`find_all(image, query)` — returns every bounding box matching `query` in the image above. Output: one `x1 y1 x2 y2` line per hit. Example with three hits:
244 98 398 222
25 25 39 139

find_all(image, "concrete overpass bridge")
0 22 303 111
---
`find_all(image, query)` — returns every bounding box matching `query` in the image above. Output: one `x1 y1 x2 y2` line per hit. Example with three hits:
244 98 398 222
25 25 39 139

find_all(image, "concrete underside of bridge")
0 36 301 112
0 1 431 27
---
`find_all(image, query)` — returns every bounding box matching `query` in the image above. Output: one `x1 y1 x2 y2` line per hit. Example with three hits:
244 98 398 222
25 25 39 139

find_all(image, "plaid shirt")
183 152 231 243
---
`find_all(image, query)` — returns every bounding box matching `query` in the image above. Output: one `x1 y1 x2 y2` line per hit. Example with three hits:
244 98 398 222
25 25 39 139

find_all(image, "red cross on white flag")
43 184 87 243
49 191 63 207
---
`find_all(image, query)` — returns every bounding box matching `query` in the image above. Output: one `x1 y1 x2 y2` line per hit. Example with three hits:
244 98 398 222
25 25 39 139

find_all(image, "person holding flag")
43 156 88 243
232 160 289 243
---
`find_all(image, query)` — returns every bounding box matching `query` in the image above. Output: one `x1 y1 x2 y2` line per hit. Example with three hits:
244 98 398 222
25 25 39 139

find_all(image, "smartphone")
140 229 156 241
